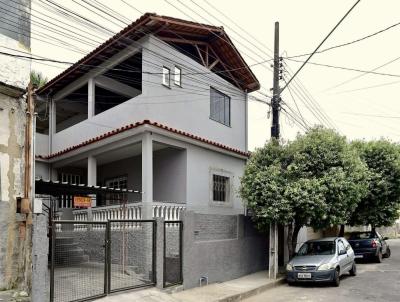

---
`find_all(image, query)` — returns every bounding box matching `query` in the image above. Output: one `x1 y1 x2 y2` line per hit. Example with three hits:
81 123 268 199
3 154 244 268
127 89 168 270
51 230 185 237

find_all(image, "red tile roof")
36 13 260 95
36 120 249 159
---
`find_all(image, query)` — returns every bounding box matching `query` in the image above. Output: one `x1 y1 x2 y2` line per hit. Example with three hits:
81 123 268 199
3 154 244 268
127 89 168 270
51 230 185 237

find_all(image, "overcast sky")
28 0 400 150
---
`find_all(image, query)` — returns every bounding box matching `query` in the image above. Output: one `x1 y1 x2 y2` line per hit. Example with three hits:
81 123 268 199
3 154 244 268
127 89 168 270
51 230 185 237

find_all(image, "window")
105 176 128 205
212 174 229 202
210 87 230 126
162 66 170 87
337 241 346 254
174 66 182 86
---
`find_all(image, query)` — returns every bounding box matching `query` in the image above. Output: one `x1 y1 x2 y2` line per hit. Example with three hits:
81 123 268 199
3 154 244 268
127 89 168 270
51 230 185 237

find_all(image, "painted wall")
49 35 247 154
35 133 48 156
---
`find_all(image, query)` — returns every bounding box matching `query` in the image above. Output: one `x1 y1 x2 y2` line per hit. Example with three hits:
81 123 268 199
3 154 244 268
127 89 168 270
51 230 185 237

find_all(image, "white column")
88 78 95 118
141 132 153 219
87 155 97 208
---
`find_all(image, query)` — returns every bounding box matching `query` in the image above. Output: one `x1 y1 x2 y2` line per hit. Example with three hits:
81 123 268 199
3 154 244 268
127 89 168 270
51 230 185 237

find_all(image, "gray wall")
153 148 186 203
50 35 247 154
182 212 268 289
0 0 31 48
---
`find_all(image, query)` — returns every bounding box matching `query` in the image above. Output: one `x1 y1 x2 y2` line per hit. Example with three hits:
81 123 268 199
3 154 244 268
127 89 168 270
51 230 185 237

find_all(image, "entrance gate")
50 220 156 302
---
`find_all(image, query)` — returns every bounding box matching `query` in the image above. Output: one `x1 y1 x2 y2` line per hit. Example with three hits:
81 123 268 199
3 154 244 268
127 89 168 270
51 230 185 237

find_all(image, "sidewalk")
98 270 285 302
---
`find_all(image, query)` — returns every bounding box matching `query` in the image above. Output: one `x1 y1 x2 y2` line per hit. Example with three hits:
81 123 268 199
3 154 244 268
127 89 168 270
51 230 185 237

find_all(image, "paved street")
244 239 400 302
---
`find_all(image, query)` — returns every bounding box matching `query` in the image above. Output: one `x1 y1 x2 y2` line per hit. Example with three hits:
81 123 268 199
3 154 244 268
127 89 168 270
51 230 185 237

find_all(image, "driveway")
243 239 400 302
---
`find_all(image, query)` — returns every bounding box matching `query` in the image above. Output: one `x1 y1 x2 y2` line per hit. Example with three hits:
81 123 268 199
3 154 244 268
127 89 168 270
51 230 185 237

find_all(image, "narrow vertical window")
210 87 230 126
162 66 170 87
174 66 182 86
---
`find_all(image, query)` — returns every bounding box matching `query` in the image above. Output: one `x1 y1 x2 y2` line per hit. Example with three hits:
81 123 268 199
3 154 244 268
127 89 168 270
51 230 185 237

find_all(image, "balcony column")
88 78 95 118
141 132 153 219
87 156 97 222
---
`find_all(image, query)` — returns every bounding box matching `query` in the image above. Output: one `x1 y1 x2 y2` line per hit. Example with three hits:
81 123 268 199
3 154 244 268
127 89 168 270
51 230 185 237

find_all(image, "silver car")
286 237 357 286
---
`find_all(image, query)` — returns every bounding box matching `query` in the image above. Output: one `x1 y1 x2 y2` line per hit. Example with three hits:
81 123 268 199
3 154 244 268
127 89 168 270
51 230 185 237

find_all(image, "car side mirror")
339 249 346 255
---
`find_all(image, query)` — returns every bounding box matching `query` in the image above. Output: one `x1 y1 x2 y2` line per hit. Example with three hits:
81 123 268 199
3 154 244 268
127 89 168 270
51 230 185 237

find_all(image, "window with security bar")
105 176 128 205
212 174 230 202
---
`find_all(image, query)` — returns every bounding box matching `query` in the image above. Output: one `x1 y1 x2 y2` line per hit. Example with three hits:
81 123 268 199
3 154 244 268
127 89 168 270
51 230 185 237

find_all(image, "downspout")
245 90 248 152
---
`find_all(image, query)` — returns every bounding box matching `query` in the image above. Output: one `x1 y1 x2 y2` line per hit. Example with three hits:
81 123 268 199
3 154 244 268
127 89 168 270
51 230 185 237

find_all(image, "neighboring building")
33 13 268 296
0 0 31 291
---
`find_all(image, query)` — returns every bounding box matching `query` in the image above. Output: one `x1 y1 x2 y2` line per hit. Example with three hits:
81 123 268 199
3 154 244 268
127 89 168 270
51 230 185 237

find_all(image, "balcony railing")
69 201 185 228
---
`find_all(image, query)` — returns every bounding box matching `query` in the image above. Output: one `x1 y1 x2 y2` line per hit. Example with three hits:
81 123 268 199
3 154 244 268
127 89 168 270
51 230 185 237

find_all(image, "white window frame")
174 66 182 87
162 66 170 87
209 168 233 207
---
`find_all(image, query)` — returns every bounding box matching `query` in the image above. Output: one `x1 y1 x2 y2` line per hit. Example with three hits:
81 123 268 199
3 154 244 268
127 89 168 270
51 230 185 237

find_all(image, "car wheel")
349 262 357 276
375 251 383 263
384 247 391 258
333 268 340 287
287 281 294 286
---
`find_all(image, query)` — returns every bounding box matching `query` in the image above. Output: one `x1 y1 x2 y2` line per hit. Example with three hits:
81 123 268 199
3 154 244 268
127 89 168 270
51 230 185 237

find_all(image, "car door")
337 240 348 273
343 238 355 268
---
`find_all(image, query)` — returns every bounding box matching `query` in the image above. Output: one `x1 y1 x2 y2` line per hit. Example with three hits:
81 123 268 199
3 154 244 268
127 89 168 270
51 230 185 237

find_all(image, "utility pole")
269 21 280 280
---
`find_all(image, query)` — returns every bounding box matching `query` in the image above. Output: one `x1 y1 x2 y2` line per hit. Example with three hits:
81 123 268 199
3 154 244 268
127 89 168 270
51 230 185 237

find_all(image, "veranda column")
88 78 95 118
141 132 153 219
87 155 97 221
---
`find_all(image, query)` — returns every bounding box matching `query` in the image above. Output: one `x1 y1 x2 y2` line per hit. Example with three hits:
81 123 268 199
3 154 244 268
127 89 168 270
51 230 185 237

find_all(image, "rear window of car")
349 232 375 240
298 241 335 256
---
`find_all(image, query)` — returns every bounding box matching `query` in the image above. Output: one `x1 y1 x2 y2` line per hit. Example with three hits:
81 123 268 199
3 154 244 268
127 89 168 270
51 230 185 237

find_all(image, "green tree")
240 127 368 258
349 140 400 230
30 70 48 89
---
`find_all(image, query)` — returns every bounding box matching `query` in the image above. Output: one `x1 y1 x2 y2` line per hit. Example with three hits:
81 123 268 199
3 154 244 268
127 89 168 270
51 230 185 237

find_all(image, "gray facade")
182 212 268 289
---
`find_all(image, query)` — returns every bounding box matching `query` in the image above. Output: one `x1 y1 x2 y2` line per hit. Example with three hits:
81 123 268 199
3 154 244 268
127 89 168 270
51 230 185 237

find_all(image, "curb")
217 278 286 302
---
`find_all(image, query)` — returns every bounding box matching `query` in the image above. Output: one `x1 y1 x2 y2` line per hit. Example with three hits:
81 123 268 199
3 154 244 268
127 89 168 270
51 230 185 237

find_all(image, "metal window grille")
213 174 229 202
210 87 231 126
105 176 128 205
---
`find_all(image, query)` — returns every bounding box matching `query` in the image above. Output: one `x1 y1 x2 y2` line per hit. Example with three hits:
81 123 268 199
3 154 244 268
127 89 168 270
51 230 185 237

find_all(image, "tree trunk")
292 224 301 257
287 223 294 259
339 224 345 237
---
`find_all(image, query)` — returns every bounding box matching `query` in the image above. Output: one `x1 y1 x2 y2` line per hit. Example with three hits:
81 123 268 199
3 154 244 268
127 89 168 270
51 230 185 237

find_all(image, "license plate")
297 273 311 279
355 255 363 258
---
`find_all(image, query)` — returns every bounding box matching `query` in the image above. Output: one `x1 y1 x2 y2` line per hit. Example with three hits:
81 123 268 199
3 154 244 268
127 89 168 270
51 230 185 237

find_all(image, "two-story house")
34 12 260 221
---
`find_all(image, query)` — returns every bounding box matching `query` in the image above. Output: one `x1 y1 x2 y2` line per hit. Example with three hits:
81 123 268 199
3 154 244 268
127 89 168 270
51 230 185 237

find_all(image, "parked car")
286 237 356 287
347 231 391 262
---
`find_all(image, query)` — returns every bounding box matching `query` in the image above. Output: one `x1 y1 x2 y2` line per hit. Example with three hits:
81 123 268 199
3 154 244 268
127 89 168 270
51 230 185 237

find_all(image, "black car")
347 231 391 262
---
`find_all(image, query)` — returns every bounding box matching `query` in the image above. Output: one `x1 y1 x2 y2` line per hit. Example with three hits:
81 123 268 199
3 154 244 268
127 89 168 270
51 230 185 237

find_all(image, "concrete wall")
0 93 27 290
49 35 247 154
0 0 31 90
182 212 268 289
35 133 49 156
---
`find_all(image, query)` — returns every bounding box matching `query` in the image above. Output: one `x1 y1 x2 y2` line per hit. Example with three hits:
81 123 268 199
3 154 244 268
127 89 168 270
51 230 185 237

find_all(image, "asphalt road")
244 239 400 302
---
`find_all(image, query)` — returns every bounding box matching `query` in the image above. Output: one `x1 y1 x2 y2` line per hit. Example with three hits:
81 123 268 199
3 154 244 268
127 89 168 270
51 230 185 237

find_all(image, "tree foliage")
349 140 400 228
30 70 48 89
240 127 369 257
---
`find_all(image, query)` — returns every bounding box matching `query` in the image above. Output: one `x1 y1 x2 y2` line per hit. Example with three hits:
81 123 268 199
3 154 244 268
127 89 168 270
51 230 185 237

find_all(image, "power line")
330 79 400 95
281 0 361 93
341 112 400 119
286 58 400 78
287 20 400 59
321 54 400 92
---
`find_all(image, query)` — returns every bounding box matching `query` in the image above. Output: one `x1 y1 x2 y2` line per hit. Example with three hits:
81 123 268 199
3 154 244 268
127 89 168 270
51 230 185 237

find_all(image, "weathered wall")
182 212 268 289
0 93 27 290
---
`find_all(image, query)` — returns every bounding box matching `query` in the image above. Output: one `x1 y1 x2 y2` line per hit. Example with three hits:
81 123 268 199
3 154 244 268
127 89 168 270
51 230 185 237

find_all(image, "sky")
26 0 400 150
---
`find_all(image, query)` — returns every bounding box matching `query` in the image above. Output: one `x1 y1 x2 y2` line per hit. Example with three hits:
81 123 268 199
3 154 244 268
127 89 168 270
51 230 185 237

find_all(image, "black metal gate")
50 221 108 302
108 220 156 292
50 220 156 302
163 221 183 287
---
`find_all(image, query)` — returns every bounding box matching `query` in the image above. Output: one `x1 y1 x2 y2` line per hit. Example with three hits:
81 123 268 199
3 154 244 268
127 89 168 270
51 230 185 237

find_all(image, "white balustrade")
69 202 185 230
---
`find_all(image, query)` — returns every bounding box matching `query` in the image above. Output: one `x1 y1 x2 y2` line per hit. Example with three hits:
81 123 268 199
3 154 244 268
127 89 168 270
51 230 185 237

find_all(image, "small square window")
212 174 230 202
174 66 182 86
162 66 170 87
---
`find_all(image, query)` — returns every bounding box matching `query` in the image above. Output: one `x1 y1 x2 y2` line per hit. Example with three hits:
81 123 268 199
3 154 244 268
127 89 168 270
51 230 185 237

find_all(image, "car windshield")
297 241 335 256
349 232 375 240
